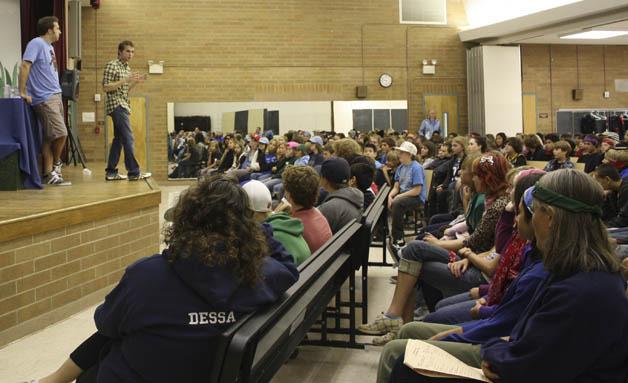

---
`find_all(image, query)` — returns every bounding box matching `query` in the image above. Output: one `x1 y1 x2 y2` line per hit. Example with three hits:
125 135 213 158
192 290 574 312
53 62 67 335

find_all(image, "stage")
0 163 162 346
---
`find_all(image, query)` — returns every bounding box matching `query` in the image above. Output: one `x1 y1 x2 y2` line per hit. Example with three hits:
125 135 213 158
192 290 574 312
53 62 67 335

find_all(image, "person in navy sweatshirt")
386 169 628 383
35 174 298 383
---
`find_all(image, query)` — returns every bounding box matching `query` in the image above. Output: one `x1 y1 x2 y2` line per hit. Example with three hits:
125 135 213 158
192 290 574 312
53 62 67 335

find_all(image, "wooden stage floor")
0 163 161 242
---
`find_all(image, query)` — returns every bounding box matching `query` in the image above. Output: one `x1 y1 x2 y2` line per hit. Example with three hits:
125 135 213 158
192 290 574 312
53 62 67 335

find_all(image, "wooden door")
522 94 537 134
423 95 459 134
106 97 148 171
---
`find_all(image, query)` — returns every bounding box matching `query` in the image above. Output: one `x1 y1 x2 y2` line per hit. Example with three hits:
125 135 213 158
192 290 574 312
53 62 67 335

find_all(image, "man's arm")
18 61 32 104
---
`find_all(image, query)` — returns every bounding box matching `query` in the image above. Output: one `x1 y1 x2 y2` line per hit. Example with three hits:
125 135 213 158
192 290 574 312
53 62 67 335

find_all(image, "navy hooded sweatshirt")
92 224 298 382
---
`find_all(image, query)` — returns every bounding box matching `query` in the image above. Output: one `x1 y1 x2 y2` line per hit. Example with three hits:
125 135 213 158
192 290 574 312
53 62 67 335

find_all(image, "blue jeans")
251 172 272 181
106 106 140 177
262 177 282 194
422 292 475 324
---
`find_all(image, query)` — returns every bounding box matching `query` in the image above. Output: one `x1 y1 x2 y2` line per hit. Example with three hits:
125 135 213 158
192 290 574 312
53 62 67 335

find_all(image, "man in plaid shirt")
103 40 150 181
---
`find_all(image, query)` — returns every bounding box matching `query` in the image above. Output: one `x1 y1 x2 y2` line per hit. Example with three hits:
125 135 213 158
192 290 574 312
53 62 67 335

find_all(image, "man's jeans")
106 106 140 177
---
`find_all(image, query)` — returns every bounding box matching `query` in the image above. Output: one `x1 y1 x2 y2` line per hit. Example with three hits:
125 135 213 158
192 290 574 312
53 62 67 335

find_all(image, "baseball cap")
321 157 351 184
259 137 270 145
309 136 324 146
242 180 272 213
394 141 418 156
287 141 299 149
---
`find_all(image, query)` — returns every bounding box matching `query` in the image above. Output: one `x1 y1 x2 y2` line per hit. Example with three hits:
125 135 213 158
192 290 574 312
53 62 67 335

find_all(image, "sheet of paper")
404 339 492 383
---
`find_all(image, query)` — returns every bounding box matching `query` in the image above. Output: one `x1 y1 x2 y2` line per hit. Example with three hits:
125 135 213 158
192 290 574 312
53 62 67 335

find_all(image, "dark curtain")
20 0 66 79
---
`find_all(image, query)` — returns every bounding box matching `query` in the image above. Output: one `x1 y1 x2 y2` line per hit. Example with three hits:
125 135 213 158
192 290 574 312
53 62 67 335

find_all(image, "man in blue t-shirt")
388 141 425 248
19 16 70 185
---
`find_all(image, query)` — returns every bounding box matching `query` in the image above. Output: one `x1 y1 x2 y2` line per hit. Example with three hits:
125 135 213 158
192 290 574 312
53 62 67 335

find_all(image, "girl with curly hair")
35 174 298 383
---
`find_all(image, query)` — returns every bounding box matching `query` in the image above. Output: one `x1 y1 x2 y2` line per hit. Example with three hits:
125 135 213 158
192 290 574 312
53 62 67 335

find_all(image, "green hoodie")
265 212 311 265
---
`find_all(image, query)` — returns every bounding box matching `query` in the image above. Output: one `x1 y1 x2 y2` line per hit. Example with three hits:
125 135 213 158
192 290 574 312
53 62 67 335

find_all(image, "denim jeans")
422 292 475 324
106 106 140 177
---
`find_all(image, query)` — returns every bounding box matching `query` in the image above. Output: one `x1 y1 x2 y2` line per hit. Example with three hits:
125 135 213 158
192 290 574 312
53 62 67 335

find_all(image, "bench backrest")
213 219 362 383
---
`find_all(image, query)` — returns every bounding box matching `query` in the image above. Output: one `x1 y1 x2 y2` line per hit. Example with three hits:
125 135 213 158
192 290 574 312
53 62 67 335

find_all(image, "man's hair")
523 135 540 150
37 16 59 36
554 140 572 153
118 40 135 53
364 143 377 152
282 166 320 208
506 137 523 154
595 163 621 181
381 137 396 148
351 162 375 190
440 142 452 153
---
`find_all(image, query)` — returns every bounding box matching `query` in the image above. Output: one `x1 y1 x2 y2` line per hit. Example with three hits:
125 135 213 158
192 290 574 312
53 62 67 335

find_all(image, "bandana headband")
531 183 602 217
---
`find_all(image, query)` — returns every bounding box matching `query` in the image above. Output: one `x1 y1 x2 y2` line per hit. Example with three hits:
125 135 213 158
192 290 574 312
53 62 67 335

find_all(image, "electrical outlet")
603 90 610 99
94 93 101 102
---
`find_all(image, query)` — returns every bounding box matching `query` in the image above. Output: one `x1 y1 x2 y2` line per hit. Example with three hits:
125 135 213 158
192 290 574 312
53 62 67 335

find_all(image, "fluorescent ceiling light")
560 30 628 39
463 0 582 28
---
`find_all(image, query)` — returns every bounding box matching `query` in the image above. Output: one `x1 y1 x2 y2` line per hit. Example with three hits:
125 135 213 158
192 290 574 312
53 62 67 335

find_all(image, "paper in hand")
403 340 492 382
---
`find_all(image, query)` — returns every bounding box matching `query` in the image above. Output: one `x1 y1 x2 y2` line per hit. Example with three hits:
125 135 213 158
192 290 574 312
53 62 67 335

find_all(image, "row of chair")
208 185 392 383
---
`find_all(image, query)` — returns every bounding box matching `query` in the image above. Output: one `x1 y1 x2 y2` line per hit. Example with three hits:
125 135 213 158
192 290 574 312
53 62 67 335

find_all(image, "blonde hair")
534 169 623 277
333 138 362 161
451 136 468 153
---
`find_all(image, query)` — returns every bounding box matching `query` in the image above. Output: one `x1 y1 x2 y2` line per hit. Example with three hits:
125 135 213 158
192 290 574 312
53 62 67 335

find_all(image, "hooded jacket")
92 225 298 383
265 212 311 265
318 186 364 233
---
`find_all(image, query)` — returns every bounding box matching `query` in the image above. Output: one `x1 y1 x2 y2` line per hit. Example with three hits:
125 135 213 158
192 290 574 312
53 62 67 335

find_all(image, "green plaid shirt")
103 59 131 115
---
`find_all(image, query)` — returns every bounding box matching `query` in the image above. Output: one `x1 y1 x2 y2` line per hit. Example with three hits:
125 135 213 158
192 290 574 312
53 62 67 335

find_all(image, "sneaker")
46 171 72 186
386 237 406 262
389 275 398 284
106 173 128 181
357 313 403 335
128 172 152 181
414 306 430 321
53 160 63 175
372 331 398 346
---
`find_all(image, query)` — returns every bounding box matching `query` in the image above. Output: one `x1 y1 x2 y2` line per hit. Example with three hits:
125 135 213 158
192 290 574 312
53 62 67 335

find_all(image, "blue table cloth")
0 99 43 189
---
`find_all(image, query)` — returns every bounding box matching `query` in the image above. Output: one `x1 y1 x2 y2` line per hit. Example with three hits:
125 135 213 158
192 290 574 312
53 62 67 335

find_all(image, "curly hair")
333 138 362 161
472 152 511 197
163 174 268 286
282 165 320 208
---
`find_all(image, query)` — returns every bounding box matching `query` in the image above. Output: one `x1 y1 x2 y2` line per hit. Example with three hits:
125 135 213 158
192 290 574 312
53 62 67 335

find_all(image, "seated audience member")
604 145 628 179
206 140 222 168
495 132 507 151
318 157 364 233
600 137 616 153
171 137 201 178
418 141 437 168
523 134 549 161
364 143 384 169
377 172 547 383
386 169 628 383
333 138 363 163
279 165 332 253
467 136 487 155
34 175 298 383
293 144 310 166
250 137 275 180
388 141 427 249
577 135 604 173
379 137 396 164
261 142 296 195
543 140 575 172
322 145 334 160
424 143 451 170
504 137 526 167
435 136 467 215
243 180 311 265
349 158 377 209
420 169 544 325
594 163 628 228
377 150 400 188
543 133 559 157
359 153 509 344
307 136 325 167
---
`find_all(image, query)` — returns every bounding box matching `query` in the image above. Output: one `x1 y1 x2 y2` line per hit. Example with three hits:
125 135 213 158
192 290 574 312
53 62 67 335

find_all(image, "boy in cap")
389 141 426 251
243 180 311 265
318 157 364 233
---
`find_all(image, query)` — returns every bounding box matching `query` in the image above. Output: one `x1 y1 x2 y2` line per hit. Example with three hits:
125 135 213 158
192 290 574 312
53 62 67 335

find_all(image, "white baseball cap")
242 180 272 213
394 141 418 156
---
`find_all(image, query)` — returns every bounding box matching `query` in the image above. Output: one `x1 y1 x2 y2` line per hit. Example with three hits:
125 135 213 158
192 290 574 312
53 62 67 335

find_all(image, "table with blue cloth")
0 99 43 189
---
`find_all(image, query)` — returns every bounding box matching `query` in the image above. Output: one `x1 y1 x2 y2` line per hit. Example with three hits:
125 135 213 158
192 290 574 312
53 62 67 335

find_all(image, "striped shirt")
103 59 131 115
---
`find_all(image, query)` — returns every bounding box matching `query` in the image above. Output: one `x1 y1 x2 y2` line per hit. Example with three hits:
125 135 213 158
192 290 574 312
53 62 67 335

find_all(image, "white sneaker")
128 172 152 181
46 171 72 186
53 160 63 175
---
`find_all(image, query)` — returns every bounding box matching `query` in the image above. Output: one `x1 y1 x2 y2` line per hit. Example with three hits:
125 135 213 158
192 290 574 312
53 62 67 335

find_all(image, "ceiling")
459 0 628 45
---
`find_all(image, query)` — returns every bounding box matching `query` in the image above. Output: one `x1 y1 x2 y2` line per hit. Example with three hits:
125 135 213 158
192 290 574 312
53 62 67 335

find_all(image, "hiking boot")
357 313 403 335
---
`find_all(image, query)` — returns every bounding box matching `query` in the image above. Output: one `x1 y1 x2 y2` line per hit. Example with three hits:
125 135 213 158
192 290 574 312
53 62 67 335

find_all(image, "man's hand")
428 326 463 340
272 166 277 172
481 361 500 381
469 287 480 299
387 195 394 210
448 258 469 278
21 93 32 104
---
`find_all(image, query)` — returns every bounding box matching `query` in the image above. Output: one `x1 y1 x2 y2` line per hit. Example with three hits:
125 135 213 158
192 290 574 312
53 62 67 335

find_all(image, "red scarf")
487 235 527 306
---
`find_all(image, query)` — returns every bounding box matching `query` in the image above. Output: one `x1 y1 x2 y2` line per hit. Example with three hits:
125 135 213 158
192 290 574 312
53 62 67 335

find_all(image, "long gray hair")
534 169 623 277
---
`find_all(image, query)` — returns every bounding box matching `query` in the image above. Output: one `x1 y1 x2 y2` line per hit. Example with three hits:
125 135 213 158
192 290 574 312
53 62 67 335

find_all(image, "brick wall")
76 0 469 180
522 44 628 133
0 207 160 346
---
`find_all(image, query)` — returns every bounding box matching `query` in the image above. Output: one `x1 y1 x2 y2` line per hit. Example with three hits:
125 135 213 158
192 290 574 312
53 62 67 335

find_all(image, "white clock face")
379 73 392 88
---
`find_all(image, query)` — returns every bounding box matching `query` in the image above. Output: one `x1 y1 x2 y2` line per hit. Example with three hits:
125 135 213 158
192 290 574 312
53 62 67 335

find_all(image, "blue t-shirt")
394 160 426 202
23 37 61 105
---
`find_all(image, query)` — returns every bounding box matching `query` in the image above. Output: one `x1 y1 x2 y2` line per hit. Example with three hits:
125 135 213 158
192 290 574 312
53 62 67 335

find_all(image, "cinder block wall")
0 207 160 346
522 45 628 133
75 0 470 180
